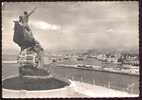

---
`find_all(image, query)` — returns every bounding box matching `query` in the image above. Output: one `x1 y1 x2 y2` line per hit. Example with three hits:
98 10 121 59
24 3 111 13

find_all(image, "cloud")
30 20 61 30
2 2 138 50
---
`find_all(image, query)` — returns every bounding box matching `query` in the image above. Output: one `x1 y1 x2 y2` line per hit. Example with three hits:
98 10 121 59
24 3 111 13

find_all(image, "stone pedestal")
19 65 50 77
2 75 72 98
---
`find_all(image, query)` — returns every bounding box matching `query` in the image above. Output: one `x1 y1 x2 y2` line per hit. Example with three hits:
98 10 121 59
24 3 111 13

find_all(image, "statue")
13 7 49 77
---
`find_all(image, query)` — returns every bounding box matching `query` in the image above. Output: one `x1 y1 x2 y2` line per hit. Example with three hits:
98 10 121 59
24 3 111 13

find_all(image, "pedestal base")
2 76 70 91
19 65 50 77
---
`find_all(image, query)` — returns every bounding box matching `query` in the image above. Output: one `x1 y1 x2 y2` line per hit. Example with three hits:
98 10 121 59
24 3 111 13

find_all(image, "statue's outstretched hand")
28 7 37 16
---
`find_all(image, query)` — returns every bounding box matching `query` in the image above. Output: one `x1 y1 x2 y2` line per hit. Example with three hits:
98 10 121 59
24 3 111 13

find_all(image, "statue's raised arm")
28 7 37 17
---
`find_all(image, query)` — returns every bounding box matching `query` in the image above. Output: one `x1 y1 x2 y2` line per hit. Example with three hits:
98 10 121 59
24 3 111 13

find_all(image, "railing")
48 64 139 94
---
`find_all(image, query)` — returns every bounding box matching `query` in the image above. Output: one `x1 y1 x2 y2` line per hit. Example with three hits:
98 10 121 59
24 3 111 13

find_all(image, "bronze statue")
13 7 48 77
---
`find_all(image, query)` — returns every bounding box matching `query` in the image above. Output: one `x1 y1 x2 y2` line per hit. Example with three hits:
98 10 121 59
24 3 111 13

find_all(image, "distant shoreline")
2 61 139 76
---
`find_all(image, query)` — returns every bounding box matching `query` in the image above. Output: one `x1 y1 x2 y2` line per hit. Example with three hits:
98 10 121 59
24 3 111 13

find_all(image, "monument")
2 8 71 97
13 7 50 77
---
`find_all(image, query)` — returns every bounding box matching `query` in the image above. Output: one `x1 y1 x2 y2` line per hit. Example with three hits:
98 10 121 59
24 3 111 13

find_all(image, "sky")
2 1 139 51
